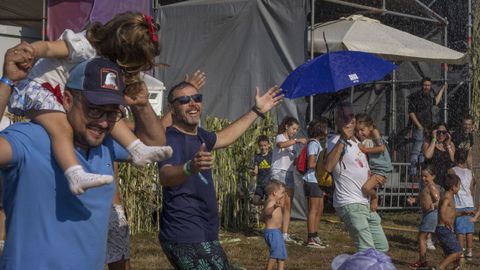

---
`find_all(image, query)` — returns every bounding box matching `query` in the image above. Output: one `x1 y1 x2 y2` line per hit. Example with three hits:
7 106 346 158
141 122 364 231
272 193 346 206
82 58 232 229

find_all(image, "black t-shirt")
452 131 474 150
408 90 436 128
425 147 453 188
158 126 218 243
254 152 272 187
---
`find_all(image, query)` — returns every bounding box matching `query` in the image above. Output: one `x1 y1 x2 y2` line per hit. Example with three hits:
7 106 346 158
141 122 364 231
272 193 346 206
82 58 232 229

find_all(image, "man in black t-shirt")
452 115 474 168
157 82 282 270
408 77 447 177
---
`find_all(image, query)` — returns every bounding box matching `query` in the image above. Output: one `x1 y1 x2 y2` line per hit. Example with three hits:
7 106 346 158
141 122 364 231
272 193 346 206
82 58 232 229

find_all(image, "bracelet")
183 160 192 176
431 137 437 143
0 76 14 88
251 106 265 119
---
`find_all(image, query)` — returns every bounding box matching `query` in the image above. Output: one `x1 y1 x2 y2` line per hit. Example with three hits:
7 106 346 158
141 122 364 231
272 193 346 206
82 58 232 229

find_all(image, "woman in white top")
271 116 306 242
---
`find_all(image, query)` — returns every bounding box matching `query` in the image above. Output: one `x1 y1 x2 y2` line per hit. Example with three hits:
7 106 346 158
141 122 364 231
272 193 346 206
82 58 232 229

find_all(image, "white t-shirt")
271 134 296 172
453 166 474 208
302 140 321 183
0 116 11 131
327 135 370 208
28 29 97 94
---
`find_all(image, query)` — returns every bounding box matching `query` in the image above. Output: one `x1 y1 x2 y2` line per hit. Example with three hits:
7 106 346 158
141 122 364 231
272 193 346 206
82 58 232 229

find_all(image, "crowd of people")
0 10 477 270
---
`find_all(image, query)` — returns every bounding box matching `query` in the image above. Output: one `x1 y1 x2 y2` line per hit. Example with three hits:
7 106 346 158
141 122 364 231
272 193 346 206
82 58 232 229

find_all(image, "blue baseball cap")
66 57 126 105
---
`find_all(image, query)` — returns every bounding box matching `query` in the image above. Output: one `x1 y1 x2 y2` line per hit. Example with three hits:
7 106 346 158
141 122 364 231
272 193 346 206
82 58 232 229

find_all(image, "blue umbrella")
281 51 396 99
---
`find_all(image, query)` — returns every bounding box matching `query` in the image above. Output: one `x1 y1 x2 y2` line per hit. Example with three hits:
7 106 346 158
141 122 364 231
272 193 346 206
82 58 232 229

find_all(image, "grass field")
129 211 480 269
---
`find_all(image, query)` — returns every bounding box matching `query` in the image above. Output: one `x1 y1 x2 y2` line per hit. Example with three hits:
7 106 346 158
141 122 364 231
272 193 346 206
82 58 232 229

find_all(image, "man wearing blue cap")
0 45 164 269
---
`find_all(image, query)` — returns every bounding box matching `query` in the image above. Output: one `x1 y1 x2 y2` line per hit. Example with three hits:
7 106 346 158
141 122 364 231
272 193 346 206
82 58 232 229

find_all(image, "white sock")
127 139 173 166
64 165 113 195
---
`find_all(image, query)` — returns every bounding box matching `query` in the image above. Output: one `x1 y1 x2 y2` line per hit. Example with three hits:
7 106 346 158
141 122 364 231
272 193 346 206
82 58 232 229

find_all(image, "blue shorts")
435 225 462 256
264 228 287 260
271 170 294 189
419 209 438 233
455 207 475 234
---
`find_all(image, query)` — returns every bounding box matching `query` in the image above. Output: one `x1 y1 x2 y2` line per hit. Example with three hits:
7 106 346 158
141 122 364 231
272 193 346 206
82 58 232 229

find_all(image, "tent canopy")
309 15 466 64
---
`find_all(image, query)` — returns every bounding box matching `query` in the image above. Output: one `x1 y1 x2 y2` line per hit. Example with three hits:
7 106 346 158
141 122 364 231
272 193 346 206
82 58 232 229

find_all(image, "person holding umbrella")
324 102 388 253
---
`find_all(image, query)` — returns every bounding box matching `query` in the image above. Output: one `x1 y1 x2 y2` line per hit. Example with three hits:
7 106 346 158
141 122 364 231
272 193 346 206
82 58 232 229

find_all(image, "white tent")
308 15 466 64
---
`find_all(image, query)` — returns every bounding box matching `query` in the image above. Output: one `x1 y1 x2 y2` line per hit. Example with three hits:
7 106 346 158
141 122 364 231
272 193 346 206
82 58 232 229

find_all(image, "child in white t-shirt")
271 116 306 243
451 149 476 260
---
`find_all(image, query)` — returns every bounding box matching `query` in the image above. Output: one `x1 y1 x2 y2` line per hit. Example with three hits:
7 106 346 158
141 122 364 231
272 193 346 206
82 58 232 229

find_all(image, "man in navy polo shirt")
0 44 164 269
158 82 283 269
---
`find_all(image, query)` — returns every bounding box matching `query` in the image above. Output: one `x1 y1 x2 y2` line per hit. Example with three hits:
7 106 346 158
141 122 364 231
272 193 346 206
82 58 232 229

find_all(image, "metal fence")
377 162 420 210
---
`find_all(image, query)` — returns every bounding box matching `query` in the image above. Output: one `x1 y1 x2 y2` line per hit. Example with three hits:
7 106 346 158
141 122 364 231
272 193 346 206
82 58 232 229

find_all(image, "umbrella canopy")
281 51 396 99
309 15 466 64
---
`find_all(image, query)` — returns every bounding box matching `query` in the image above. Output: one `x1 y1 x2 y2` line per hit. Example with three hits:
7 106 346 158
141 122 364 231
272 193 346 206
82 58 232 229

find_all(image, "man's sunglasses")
170 94 203 105
81 101 125 122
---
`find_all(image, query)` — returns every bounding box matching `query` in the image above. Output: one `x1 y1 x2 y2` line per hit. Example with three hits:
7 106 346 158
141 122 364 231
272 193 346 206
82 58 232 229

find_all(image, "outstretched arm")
214 86 283 149
434 82 447 106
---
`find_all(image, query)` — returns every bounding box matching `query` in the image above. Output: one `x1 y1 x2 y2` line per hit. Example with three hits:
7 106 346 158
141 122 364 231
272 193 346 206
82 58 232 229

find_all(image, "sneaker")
306 238 326 249
426 239 436 250
283 234 296 244
465 250 473 261
312 236 328 247
409 260 428 269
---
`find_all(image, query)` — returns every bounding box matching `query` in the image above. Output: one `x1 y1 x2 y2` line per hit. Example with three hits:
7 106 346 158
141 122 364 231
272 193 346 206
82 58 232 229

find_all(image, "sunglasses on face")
170 94 203 105
437 130 448 135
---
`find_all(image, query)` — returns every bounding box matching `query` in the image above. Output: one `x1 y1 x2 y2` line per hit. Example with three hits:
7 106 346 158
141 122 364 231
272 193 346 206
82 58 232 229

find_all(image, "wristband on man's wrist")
0 76 14 89
251 106 265 119
183 160 192 176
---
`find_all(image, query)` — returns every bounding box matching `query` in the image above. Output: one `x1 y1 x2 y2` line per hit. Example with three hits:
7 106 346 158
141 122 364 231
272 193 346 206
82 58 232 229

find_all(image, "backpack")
315 140 333 188
296 139 317 175
296 143 309 175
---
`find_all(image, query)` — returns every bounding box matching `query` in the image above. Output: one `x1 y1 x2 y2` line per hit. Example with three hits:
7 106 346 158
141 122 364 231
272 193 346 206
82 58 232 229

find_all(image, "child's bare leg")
32 111 113 194
282 189 293 235
277 259 285 270
111 119 172 166
466 233 473 250
266 258 276 270
456 234 465 250
418 232 428 262
438 252 461 270
363 175 385 212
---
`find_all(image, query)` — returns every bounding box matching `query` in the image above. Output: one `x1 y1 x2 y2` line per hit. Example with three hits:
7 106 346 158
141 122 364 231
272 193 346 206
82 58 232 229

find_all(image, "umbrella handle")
323 32 329 53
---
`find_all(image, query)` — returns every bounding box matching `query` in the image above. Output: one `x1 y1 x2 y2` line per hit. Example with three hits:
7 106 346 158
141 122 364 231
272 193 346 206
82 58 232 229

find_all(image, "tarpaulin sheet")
158 0 310 219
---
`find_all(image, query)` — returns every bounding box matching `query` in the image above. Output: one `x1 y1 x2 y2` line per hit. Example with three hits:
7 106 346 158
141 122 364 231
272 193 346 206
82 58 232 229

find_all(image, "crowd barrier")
377 162 420 210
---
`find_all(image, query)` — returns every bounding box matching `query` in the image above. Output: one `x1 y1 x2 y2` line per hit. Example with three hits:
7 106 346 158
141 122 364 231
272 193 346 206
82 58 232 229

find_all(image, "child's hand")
274 200 282 209
358 144 368 153
407 196 416 206
124 81 149 107
185 70 206 90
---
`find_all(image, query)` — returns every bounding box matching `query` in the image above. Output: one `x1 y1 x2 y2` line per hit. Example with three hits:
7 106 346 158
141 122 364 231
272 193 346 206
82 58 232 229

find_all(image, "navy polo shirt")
158 126 218 243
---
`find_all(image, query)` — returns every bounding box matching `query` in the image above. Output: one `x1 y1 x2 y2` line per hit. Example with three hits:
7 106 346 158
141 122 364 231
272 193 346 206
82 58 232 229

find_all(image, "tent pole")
309 0 315 123
42 0 46 41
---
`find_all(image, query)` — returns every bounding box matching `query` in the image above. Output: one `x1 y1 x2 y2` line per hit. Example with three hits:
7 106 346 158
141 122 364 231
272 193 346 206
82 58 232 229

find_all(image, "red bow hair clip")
144 15 158 43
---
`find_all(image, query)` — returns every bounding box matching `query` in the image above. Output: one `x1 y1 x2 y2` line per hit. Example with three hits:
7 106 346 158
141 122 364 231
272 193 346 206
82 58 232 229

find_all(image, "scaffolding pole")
468 0 473 113
309 0 316 122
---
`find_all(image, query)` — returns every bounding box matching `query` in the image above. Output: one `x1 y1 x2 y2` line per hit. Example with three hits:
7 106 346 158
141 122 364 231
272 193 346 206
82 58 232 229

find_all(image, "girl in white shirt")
271 116 306 242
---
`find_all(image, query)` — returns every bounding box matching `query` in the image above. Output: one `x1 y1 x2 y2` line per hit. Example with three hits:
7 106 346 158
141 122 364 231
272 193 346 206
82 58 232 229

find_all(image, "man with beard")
408 77 447 177
158 81 283 269
0 44 164 269
451 115 474 169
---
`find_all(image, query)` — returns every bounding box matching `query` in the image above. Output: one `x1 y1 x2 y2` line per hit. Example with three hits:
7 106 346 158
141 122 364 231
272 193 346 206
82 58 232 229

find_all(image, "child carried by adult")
4 12 174 195
355 113 393 211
